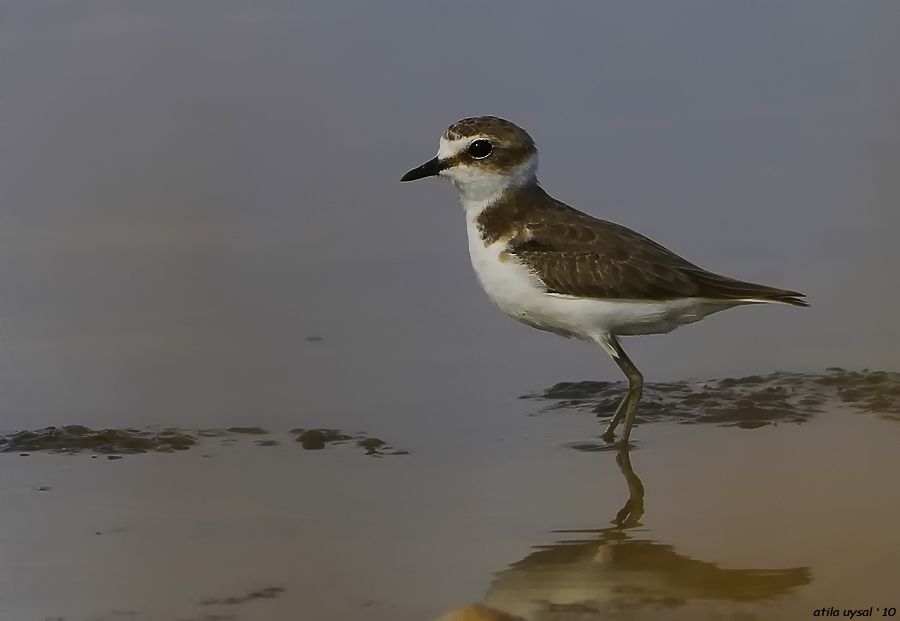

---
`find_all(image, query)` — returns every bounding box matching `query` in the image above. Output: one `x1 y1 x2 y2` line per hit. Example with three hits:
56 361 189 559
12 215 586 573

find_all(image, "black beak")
400 156 443 182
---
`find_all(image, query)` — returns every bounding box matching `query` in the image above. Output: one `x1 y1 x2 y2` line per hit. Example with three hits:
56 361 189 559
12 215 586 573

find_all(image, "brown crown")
443 116 537 172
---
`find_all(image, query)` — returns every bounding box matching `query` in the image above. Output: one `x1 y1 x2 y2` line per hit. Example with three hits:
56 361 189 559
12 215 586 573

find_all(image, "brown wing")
507 190 807 306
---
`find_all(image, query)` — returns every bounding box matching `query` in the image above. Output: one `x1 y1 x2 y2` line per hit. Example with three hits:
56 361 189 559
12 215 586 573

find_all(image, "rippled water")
1 2 899 620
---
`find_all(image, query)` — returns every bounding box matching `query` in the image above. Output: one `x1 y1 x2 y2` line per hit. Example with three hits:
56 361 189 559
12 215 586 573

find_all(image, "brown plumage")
443 116 537 173
477 183 808 306
401 115 808 446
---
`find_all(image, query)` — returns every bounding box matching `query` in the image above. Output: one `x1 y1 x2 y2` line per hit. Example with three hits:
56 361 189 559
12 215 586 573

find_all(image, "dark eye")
467 139 493 159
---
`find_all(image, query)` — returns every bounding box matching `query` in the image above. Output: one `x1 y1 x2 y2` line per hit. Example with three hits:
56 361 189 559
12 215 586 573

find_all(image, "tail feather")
744 294 810 308
687 269 809 307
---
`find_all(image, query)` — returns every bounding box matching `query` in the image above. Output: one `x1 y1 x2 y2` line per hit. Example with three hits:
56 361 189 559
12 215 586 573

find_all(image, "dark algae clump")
291 428 408 455
225 426 269 435
292 428 353 449
524 368 900 433
0 425 197 455
0 425 406 457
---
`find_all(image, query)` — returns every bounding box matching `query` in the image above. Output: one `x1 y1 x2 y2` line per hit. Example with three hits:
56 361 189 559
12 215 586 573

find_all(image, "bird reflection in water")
477 404 807 620
437 441 809 620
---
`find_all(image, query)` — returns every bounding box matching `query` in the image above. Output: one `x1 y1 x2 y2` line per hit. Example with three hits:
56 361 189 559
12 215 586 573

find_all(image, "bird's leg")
600 393 629 443
596 335 644 447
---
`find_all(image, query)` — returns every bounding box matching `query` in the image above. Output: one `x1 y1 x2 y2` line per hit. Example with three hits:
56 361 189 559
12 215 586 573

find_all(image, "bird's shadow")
482 446 811 620
521 368 900 445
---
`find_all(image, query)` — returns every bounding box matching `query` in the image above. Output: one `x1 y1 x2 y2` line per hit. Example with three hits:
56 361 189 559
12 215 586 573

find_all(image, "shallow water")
1 2 900 620
3 373 900 620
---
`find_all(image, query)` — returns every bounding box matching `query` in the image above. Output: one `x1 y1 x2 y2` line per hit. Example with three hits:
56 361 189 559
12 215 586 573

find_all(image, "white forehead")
437 135 487 160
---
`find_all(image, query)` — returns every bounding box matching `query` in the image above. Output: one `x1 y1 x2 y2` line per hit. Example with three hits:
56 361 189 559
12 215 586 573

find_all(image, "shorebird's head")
401 116 538 203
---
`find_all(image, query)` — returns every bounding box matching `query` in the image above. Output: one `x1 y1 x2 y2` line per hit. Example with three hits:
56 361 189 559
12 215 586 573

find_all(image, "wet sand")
2 370 899 621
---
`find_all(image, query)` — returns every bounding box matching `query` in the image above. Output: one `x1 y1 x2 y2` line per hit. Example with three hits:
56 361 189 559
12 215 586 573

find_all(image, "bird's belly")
467 230 731 338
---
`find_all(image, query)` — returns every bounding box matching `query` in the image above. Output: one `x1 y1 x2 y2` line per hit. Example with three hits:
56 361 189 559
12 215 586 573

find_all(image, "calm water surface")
1 2 899 620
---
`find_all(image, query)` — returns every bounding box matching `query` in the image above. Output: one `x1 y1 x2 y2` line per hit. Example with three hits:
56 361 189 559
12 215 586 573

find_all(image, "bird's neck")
457 158 538 218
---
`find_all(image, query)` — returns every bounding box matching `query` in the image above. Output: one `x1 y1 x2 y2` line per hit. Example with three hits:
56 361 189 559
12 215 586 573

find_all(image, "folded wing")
509 199 808 307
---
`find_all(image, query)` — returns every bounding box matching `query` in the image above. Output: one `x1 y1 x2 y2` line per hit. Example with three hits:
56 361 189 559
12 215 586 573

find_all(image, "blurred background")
2 1 898 429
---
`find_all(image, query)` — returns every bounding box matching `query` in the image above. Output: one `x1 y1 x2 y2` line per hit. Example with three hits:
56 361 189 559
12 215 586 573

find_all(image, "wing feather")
504 188 807 306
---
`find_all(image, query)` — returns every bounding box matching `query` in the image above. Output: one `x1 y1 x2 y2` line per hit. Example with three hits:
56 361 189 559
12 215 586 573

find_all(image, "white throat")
436 137 538 215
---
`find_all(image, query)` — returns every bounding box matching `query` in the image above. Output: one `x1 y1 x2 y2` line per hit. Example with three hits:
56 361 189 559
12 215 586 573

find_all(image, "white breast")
463 213 736 340
465 213 551 323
